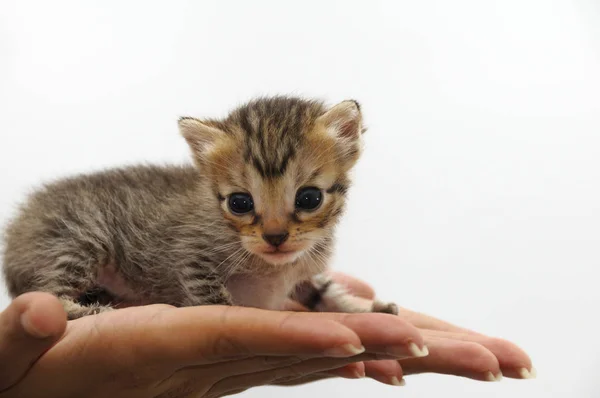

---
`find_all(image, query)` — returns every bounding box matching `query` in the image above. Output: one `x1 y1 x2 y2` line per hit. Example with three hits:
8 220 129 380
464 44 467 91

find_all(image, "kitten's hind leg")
292 274 399 315
58 296 114 320
42 257 115 319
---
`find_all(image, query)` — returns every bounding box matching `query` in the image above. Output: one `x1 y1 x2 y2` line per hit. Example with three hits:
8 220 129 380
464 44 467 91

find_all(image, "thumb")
0 292 67 391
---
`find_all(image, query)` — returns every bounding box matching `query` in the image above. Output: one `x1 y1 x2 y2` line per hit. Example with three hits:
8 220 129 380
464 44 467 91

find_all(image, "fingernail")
390 376 406 386
407 342 429 357
484 371 503 382
20 313 51 339
354 369 366 378
384 342 428 358
518 367 537 379
324 344 366 358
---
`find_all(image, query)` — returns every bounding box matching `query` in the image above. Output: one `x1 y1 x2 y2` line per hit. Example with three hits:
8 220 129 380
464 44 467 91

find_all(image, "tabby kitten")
2 96 398 320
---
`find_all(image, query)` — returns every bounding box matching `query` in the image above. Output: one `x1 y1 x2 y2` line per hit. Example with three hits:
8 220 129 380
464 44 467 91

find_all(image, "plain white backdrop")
1 1 599 397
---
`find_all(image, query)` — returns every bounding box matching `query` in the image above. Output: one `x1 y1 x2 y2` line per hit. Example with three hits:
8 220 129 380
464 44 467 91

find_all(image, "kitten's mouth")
258 249 301 264
262 248 295 254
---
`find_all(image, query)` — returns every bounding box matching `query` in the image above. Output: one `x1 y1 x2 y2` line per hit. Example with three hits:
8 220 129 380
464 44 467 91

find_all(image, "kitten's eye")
228 193 254 215
295 187 322 211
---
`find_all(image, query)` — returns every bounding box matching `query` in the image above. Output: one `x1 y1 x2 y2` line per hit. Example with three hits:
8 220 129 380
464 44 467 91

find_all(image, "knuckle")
458 342 498 372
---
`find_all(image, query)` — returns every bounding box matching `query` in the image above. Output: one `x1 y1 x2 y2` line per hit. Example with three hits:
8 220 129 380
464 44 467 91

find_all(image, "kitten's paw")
372 300 399 315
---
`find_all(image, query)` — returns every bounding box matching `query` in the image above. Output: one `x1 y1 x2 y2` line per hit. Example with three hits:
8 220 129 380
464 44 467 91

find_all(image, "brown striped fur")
2 96 397 319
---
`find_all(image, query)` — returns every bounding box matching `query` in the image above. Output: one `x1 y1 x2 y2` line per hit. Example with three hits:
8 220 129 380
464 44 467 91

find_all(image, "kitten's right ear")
178 117 223 154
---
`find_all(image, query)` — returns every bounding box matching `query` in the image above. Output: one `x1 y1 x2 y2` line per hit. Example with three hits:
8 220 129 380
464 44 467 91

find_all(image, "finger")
189 312 425 388
266 360 399 387
328 274 535 380
363 360 405 386
130 306 369 366
267 361 403 387
418 329 534 379
183 355 400 389
205 357 367 381
251 308 427 359
0 292 67 391
259 310 427 359
329 312 427 358
328 272 376 299
320 361 406 387
271 363 367 386
138 306 428 367
399 336 503 382
270 364 365 388
207 353 380 396
193 359 365 389
282 355 406 387
176 355 307 381
269 373 335 386
321 362 366 379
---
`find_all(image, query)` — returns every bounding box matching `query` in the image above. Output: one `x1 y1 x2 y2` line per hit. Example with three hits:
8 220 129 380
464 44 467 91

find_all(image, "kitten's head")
179 96 365 266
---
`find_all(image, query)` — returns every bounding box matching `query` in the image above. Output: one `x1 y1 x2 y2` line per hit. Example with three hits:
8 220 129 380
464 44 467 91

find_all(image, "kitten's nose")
262 232 289 247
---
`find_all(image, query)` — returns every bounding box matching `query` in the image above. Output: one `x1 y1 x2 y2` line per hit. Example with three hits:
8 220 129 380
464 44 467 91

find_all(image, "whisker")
226 249 252 279
216 246 245 272
221 248 246 277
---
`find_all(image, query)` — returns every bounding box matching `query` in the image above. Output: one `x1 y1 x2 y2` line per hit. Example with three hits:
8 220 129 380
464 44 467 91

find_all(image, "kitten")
2 96 398 320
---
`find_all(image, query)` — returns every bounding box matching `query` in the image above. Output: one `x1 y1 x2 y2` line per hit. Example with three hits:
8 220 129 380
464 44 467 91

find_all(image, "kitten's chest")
225 267 310 310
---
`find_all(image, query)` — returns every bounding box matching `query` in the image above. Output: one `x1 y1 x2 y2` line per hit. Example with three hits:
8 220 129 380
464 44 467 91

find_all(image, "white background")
1 1 599 397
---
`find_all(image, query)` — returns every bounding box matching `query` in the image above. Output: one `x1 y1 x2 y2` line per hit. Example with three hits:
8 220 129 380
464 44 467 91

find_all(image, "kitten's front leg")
179 269 234 307
291 274 399 315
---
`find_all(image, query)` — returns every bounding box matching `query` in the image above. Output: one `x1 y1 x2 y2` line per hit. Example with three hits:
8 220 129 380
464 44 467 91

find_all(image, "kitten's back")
2 165 198 297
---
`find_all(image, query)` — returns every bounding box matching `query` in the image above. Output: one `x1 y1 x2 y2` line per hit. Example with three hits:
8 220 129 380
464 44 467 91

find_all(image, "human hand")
0 292 67 392
282 272 536 386
0 292 427 398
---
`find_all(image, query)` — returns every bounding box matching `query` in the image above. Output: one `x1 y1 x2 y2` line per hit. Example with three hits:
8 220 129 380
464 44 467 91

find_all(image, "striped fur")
2 96 397 319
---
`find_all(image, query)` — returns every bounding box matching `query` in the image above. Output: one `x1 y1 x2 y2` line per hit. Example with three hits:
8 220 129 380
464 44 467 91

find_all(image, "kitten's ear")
178 117 223 154
317 100 364 141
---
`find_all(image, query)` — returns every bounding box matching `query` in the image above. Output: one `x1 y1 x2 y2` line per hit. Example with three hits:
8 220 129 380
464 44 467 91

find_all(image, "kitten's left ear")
178 117 223 155
317 100 364 141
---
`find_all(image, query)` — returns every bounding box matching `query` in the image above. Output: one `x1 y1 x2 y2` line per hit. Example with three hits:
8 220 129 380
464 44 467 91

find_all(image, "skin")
285 273 534 385
0 273 534 398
